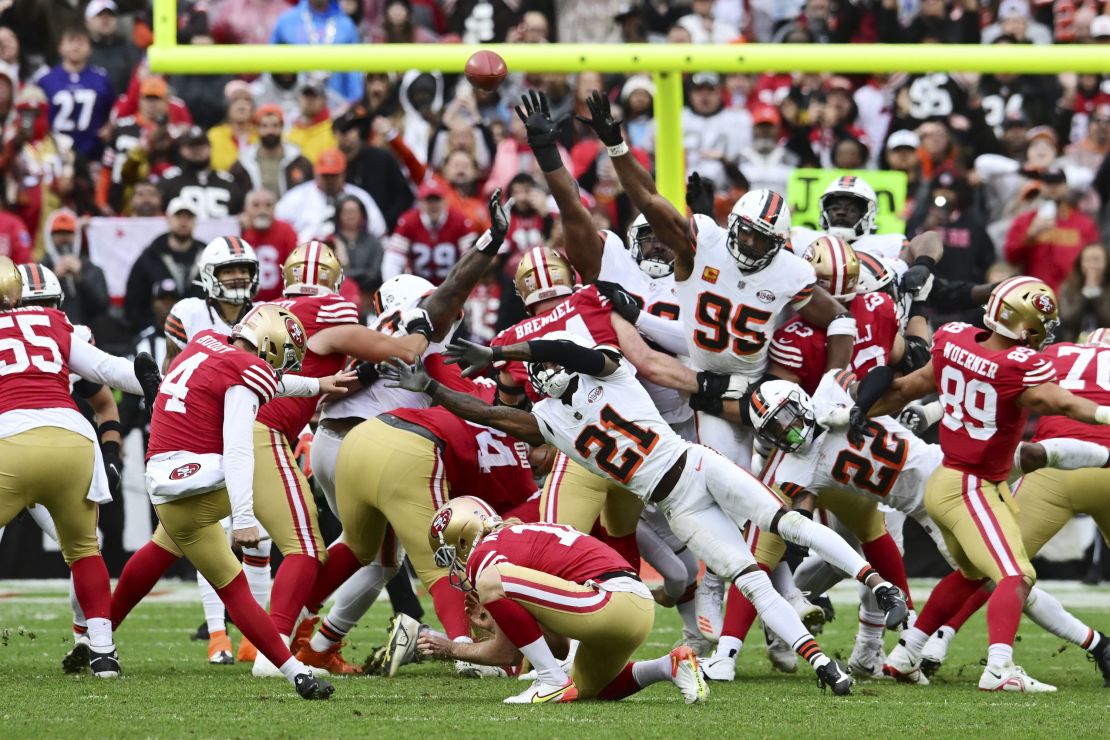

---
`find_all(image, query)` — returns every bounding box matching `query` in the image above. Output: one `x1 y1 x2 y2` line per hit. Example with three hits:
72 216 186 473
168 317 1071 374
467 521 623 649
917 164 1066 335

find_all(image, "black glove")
576 90 624 147
595 280 641 324
686 172 715 217
133 352 161 411
895 335 931 374
443 338 500 378
689 392 724 416
901 255 936 297
515 90 564 171
846 406 874 448
354 361 380 388
478 187 513 255
380 357 437 394
101 440 122 495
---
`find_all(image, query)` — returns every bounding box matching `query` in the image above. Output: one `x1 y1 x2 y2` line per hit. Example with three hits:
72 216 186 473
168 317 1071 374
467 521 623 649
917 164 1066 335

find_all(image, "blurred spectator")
124 197 205 332
331 193 384 298
170 8 234 129
208 81 258 172
398 70 445 165
270 0 362 103
449 0 522 43
552 0 624 43
230 104 312 198
883 130 923 217
907 168 995 289
439 149 488 230
0 26 43 84
239 189 299 302
891 72 971 131
771 0 851 44
159 126 246 218
0 61 12 125
0 193 31 263
276 148 386 241
210 0 289 45
129 181 163 218
383 179 478 285
41 208 108 326
1057 243 1110 341
369 0 439 43
86 1 141 96
1064 101 1110 173
677 0 736 44
614 3 648 44
830 136 870 169
878 0 979 44
430 92 494 171
620 75 655 155
982 0 1054 45
288 79 339 166
37 25 115 160
682 72 752 192
99 76 179 215
502 173 550 255
333 108 412 230
978 69 1058 138
1004 167 1101 291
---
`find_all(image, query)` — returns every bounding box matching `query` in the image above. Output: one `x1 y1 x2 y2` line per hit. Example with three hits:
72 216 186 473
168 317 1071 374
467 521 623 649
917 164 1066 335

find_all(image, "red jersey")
387 207 479 285
147 329 279 459
503 212 547 257
1033 342 1110 446
389 380 535 514
465 522 632 587
931 322 1057 481
0 212 32 264
490 284 617 401
769 292 899 394
243 220 299 302
0 306 77 415
255 294 359 442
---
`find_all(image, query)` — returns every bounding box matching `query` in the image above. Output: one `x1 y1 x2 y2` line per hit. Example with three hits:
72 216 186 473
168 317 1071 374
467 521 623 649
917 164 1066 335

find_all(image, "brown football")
465 50 508 92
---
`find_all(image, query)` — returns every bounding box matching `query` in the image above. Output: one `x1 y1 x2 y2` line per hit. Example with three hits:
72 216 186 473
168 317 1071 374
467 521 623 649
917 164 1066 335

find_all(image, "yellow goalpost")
148 0 1110 206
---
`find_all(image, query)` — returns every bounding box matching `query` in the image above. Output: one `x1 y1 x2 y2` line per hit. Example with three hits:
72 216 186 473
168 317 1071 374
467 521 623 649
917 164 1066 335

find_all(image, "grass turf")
1 581 1108 739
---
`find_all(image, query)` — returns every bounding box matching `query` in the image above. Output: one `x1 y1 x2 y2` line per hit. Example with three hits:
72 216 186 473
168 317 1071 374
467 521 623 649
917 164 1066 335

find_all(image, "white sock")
775 511 869 579
770 560 802 601
68 577 86 634
677 598 701 637
1036 437 1110 470
714 635 742 660
518 636 568 685
86 617 113 650
900 626 929 656
197 572 225 633
323 562 392 635
858 607 886 641
1024 586 1097 648
734 570 812 656
242 542 272 608
278 656 310 682
986 643 1013 670
631 653 673 686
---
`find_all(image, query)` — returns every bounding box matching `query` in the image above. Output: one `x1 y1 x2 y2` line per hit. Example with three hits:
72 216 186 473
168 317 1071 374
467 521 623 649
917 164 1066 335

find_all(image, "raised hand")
686 172 715 217
576 90 624 147
595 280 641 324
479 187 514 255
515 90 562 150
443 338 496 378
380 356 435 393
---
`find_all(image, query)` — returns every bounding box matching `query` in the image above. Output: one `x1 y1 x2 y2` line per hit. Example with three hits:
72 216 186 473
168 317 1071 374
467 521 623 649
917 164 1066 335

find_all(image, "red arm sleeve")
1003 211 1036 266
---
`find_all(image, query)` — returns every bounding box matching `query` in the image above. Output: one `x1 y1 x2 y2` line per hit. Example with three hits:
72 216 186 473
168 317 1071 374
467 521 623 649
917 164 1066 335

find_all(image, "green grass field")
1 579 1108 739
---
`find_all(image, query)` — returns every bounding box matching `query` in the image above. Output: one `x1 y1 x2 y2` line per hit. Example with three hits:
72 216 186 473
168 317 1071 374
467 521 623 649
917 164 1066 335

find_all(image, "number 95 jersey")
678 214 817 377
931 322 1056 482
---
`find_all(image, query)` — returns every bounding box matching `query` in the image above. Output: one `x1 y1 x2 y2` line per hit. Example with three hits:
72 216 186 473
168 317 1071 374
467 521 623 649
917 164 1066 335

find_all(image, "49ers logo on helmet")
170 463 201 480
430 508 453 539
1033 293 1056 315
285 316 305 347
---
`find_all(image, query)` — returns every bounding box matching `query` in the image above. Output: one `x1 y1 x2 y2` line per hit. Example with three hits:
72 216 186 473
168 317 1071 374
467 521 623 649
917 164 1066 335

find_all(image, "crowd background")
0 0 1108 580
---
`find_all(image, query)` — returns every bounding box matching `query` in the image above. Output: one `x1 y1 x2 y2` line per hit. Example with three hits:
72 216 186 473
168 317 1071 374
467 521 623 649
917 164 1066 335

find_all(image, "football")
464 49 508 92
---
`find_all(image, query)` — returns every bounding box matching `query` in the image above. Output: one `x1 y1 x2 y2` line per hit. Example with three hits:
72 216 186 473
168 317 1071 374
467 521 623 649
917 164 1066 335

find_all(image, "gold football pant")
815 488 887 544
924 466 1035 583
539 453 642 535
251 423 325 561
0 427 97 565
1012 467 1110 556
153 489 242 588
495 562 654 699
334 417 450 587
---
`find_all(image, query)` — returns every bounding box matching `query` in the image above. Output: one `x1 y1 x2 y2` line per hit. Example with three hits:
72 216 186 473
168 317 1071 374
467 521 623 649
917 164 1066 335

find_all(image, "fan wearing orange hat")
275 148 387 243
43 208 109 327
229 104 313 200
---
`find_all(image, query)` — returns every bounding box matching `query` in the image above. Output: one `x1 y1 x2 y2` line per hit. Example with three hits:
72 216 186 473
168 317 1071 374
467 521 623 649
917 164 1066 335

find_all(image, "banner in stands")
787 169 908 234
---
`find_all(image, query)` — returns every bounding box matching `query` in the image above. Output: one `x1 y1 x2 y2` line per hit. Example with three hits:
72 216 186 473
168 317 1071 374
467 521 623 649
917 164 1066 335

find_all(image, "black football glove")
689 392 724 417
477 187 514 255
846 405 874 448
133 352 161 412
353 361 380 388
443 338 500 378
101 440 122 495
576 90 624 147
515 90 563 171
686 172 715 217
380 357 436 394
595 280 642 324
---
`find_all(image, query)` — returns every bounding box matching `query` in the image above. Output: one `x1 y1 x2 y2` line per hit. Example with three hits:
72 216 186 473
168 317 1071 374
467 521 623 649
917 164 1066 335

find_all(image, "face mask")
260 133 281 149
183 156 210 172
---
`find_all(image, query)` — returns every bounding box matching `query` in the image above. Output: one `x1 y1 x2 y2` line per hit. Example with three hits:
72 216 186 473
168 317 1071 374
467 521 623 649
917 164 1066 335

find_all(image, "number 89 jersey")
678 214 817 377
531 355 687 501
931 322 1056 482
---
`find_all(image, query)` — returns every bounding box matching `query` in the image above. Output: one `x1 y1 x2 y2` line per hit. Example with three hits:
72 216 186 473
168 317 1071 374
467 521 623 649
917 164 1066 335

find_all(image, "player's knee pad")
772 510 815 546
733 568 778 612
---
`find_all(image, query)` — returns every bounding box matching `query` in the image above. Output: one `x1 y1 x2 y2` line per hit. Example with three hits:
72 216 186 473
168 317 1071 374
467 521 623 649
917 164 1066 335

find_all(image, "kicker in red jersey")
0 306 77 415
465 522 633 587
1033 342 1110 446
930 322 1056 481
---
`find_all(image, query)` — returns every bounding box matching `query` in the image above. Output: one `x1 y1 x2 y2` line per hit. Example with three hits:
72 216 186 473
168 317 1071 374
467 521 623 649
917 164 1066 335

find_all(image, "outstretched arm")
868 363 937 417
796 286 855 371
444 337 620 379
1019 382 1110 424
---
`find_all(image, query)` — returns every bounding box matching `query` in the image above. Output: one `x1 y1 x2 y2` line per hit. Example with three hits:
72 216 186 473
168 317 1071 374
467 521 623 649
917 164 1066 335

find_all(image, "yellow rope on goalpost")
148 0 1110 206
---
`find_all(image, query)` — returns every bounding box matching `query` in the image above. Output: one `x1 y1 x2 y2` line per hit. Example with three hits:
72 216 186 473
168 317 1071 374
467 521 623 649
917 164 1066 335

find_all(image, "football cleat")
190 621 210 641
289 617 318 656
678 630 714 658
764 623 798 674
1089 636 1110 687
699 653 737 682
456 661 509 678
236 635 257 663
694 573 725 642
89 648 122 678
383 613 426 678
62 637 91 674
810 594 836 627
882 643 929 685
788 593 826 633
847 637 886 679
816 660 853 696
874 584 909 629
978 662 1056 693
294 672 335 700
208 630 234 665
920 629 952 678
670 646 709 704
296 641 362 675
504 678 578 704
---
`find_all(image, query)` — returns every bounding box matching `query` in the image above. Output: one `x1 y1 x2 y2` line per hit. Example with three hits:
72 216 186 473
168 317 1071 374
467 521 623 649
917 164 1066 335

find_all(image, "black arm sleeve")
926 277 992 310
527 340 608 376
855 366 895 415
73 378 104 399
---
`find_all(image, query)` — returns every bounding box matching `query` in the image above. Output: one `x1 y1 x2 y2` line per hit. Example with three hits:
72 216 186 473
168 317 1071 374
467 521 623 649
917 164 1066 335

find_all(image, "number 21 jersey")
931 322 1056 481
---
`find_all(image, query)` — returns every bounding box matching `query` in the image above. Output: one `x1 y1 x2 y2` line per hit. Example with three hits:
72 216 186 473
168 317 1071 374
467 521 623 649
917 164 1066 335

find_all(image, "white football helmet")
373 274 434 315
727 189 791 273
199 236 259 304
18 263 63 308
1085 328 1110 348
527 329 590 398
627 214 674 279
749 379 817 453
819 175 878 243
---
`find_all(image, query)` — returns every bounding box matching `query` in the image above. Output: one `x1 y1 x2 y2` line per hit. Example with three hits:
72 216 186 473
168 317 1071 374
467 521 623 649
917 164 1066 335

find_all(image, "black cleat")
920 657 942 678
1090 635 1110 687
816 660 853 696
190 621 210 641
874 584 908 629
295 672 335 700
62 640 91 674
89 648 122 678
810 594 835 626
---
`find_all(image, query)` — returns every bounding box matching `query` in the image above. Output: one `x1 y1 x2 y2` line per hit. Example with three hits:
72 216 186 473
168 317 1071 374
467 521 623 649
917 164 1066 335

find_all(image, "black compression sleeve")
855 366 895 415
527 340 608 376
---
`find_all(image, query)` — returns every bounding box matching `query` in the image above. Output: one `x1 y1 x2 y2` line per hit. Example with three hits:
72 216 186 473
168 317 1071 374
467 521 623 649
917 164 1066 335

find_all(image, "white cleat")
847 637 886 679
669 646 708 704
456 660 508 678
694 573 725 643
978 662 1057 693
764 623 798 674
788 593 826 633
882 643 929 685
503 678 578 704
383 613 425 678
699 653 737 682
920 629 951 677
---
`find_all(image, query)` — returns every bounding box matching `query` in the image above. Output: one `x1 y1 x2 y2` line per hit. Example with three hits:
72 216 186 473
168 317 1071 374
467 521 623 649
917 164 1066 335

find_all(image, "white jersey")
532 357 687 502
769 373 943 515
597 230 690 426
68 324 94 389
678 214 816 377
165 296 236 349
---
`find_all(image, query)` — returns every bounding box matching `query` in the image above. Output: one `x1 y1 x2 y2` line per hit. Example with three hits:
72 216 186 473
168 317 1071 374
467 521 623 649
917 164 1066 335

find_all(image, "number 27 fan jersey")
931 322 1056 482
678 214 817 377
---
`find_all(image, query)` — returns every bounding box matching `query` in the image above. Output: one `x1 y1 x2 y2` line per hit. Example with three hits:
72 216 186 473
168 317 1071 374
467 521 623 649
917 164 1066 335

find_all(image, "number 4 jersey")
931 322 1056 482
466 522 634 587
